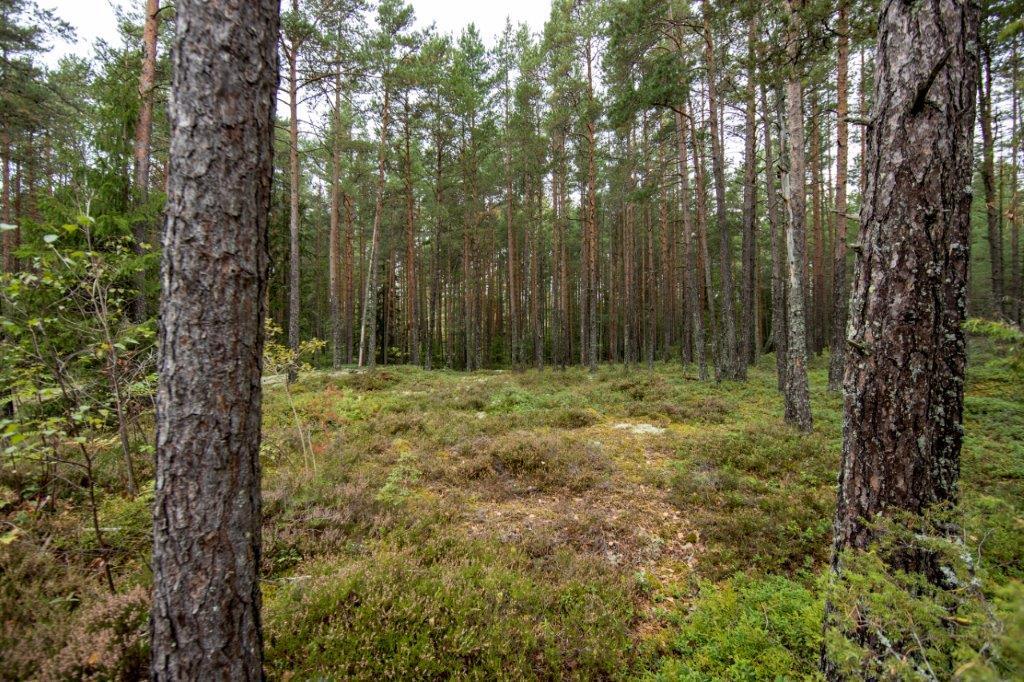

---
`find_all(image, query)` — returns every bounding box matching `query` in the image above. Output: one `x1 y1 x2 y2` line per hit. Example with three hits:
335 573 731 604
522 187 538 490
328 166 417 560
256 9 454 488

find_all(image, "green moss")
650 574 823 681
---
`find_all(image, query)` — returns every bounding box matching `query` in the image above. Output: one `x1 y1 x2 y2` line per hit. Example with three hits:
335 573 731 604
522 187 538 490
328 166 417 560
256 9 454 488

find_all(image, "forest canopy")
1 0 1022 678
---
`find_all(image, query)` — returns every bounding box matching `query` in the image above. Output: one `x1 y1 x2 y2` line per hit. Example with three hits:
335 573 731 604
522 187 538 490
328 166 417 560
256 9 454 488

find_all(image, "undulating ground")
2 329 1022 679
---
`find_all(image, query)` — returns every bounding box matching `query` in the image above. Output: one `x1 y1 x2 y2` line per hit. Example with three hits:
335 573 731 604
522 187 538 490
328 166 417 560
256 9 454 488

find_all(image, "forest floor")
3 332 1023 679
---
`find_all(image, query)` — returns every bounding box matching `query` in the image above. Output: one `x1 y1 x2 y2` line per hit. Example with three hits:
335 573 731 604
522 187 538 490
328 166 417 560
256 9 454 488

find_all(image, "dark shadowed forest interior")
1 0 1023 678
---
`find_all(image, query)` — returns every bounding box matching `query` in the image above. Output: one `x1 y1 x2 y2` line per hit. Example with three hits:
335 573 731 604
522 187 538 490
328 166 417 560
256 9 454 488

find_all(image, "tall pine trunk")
677 108 707 380
781 0 813 432
403 95 419 365
809 92 826 354
286 2 301 382
150 0 279 676
130 0 160 322
329 72 343 369
824 0 978 674
585 37 598 372
360 86 389 369
1011 44 1021 324
739 15 758 371
702 0 739 380
828 0 850 390
765 85 788 393
979 45 1003 318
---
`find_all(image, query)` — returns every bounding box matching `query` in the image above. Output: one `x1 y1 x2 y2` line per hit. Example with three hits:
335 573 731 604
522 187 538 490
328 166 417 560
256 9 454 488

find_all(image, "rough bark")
151 0 279 677
828 0 850 391
781 0 813 432
831 0 977 557
824 2 979 675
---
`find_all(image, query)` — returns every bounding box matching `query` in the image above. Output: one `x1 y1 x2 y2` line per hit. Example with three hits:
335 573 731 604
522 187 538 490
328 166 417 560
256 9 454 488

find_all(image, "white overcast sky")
42 0 552 66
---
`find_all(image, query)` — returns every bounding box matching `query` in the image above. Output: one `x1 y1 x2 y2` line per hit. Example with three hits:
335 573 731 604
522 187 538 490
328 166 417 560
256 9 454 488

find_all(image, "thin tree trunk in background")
532 172 544 369
552 129 565 367
689 106 718 373
740 15 758 371
360 85 389 369
151 0 278 676
828 0 850 390
343 192 354 363
329 72 343 369
659 140 672 360
1 131 11 274
702 0 739 380
585 36 598 372
134 0 160 195
130 0 160 322
624 132 636 366
1012 43 1021 324
506 129 519 368
677 109 707 380
824 0 978 673
765 85 787 393
810 92 826 354
781 0 813 433
286 3 301 382
979 45 1003 319
403 94 419 365
644 120 656 369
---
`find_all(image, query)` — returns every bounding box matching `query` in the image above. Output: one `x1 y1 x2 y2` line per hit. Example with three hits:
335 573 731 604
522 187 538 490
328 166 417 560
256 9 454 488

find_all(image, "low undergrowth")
1 333 1021 679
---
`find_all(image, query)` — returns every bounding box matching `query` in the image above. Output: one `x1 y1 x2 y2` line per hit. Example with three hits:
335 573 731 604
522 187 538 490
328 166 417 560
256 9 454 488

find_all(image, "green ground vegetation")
1 325 1022 679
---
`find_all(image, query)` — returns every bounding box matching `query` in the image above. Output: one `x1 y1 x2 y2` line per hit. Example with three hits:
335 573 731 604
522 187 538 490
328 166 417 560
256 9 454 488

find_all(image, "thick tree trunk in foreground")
781 0 812 433
828 0 850 391
824 0 978 673
151 0 279 677
831 0 977 560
